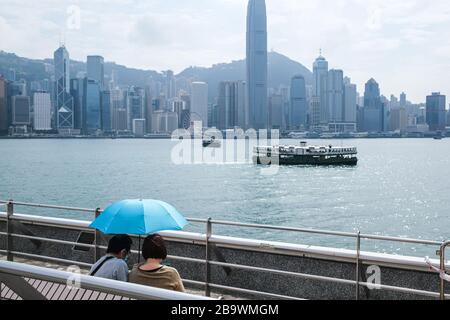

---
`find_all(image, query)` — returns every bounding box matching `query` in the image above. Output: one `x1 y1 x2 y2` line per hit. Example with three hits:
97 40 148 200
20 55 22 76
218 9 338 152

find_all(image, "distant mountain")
0 50 312 100
178 51 313 100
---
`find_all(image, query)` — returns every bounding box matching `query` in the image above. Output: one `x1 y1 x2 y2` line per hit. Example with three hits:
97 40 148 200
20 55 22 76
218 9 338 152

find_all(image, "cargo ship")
253 141 358 166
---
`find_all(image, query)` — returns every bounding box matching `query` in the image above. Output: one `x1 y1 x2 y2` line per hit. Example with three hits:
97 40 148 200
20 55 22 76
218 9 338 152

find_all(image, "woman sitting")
129 234 185 292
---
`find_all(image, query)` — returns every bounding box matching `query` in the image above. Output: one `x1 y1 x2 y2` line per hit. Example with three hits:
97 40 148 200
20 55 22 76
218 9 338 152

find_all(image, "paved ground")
0 255 240 300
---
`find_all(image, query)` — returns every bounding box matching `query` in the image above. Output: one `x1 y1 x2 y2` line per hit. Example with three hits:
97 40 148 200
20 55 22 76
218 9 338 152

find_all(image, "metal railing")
0 260 213 300
0 199 449 300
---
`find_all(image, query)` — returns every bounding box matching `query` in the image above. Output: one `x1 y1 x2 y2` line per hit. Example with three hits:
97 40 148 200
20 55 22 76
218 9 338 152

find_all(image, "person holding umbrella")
89 199 189 290
129 234 185 292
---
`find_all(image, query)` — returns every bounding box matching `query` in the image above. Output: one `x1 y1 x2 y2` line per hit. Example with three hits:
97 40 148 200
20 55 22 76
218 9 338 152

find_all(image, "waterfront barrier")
0 260 213 300
0 200 449 300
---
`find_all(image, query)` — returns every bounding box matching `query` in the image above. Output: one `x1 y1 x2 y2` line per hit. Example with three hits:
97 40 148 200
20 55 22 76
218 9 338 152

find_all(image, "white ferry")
254 141 358 166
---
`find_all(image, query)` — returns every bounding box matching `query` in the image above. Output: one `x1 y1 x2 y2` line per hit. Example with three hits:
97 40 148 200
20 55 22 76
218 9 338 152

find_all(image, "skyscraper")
246 0 268 130
363 78 384 132
217 81 247 130
191 82 208 127
289 75 307 130
0 76 7 134
126 87 145 131
33 92 52 131
327 69 344 123
101 90 112 132
87 56 105 89
426 92 446 132
54 46 74 130
84 79 101 133
313 55 329 126
343 77 357 124
12 96 31 126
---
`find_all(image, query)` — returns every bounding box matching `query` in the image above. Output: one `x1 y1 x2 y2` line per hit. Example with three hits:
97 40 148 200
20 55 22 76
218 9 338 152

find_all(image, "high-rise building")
84 79 101 133
313 55 329 125
54 46 74 130
151 110 178 133
33 92 52 131
87 56 105 89
426 92 446 131
217 81 247 130
246 0 268 129
343 77 357 124
111 88 127 132
0 76 7 133
101 91 112 132
70 77 85 131
269 94 283 129
327 70 344 123
389 107 407 132
12 96 31 126
362 78 384 132
400 92 407 108
309 97 321 131
126 87 145 131
191 82 208 127
289 75 307 130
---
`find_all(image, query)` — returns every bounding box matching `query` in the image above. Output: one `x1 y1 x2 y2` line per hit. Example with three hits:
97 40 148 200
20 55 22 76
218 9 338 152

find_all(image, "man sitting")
89 234 132 282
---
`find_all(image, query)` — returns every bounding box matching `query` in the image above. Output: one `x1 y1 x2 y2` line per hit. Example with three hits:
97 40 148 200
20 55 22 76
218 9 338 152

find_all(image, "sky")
1 0 450 103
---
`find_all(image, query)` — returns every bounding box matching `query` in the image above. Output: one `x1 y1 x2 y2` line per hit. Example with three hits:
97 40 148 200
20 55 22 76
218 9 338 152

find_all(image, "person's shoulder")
163 266 181 276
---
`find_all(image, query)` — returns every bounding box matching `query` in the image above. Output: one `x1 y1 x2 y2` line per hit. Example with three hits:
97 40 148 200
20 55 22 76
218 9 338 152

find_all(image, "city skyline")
1 0 450 102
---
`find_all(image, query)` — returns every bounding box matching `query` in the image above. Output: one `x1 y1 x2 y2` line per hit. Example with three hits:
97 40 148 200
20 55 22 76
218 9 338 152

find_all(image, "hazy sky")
1 0 450 102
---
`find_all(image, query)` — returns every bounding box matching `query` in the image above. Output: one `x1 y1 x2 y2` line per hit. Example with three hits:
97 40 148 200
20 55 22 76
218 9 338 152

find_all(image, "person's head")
142 234 167 262
107 235 133 259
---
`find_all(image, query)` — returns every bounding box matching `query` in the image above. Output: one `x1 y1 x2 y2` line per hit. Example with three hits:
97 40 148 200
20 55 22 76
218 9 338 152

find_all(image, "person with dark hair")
89 234 132 282
129 234 185 292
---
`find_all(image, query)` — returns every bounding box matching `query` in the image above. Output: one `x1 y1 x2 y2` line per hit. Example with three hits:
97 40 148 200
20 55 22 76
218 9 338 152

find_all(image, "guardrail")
0 199 449 300
0 260 213 300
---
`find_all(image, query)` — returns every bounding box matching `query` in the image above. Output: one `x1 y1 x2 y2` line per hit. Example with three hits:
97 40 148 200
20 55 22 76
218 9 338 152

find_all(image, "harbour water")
1 138 449 257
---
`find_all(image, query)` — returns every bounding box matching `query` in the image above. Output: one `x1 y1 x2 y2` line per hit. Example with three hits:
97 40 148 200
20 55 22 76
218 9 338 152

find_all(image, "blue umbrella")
90 199 189 235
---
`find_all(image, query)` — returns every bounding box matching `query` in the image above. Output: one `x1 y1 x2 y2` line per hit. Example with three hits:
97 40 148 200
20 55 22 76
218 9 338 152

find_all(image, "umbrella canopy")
90 199 189 235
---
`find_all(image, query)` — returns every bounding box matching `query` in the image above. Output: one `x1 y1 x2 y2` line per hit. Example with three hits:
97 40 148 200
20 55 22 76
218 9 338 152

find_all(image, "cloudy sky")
1 0 450 102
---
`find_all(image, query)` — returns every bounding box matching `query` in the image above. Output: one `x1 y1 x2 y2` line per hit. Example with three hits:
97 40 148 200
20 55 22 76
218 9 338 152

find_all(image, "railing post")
440 241 449 300
205 218 212 297
355 231 361 300
94 208 101 263
6 200 14 262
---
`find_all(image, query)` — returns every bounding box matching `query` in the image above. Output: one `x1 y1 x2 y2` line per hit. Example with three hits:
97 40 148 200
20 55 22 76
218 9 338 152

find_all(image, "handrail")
1 199 449 300
440 241 450 300
0 260 213 300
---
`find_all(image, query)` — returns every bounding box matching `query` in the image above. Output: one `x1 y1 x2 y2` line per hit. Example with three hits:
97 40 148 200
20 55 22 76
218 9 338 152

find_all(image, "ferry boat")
253 141 358 166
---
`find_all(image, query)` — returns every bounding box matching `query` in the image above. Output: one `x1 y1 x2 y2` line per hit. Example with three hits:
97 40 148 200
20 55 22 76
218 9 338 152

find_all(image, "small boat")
254 141 358 166
203 137 221 148
434 131 444 140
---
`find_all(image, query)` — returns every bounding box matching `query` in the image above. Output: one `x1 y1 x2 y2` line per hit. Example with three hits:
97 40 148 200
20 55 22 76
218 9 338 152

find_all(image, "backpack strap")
90 256 115 276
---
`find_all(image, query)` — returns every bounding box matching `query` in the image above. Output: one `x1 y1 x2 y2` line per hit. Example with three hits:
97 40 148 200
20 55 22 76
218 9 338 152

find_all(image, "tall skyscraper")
313 54 329 126
327 69 344 123
127 87 145 131
269 94 283 129
343 77 357 124
87 56 105 90
0 76 7 133
246 0 268 129
400 92 407 108
191 82 208 127
33 92 52 131
84 79 101 133
70 77 85 131
101 90 112 132
54 46 74 130
217 81 247 130
426 92 446 131
363 78 384 132
289 75 307 130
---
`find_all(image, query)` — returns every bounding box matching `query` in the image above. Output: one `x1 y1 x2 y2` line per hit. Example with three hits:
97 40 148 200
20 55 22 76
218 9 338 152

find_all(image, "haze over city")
1 0 450 102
